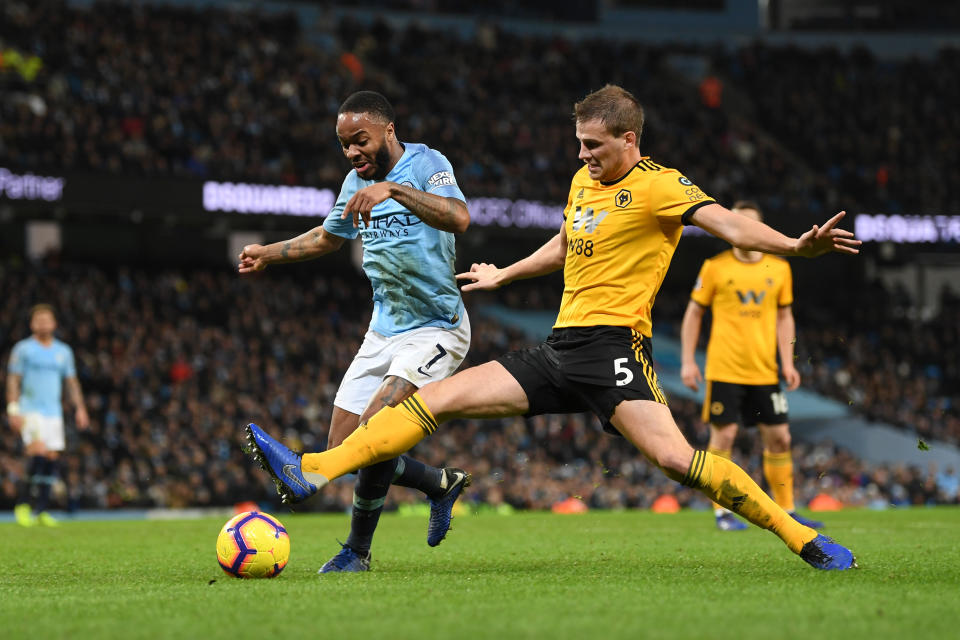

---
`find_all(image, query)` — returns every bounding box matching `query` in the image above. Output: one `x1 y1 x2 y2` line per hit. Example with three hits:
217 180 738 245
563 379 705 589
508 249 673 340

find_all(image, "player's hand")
8 414 24 433
456 262 504 292
238 244 268 273
343 182 394 228
680 362 702 392
794 211 862 257
76 407 90 430
782 365 801 391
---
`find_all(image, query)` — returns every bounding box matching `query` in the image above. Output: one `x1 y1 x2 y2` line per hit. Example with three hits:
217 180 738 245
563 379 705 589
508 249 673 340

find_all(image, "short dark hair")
731 200 764 222
573 84 645 139
30 303 55 320
338 91 396 125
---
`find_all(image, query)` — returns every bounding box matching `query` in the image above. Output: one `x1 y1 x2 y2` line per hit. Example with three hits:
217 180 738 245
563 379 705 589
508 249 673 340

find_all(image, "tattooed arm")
341 182 470 233
237 226 346 273
388 184 469 233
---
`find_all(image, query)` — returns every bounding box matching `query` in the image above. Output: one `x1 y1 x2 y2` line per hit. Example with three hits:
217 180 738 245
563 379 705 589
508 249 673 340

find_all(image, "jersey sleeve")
690 260 715 307
561 177 578 222
322 174 360 240
415 150 466 201
7 342 25 376
778 261 794 307
62 345 77 379
648 169 716 225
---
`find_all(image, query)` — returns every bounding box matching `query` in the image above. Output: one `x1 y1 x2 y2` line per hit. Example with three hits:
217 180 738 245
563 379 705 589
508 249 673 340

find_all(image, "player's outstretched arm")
237 226 345 273
689 204 861 257
456 230 566 292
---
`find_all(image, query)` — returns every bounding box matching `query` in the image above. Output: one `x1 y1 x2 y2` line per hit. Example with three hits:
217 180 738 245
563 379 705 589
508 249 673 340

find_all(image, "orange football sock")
682 450 816 553
301 394 437 484
763 449 796 512
707 446 732 513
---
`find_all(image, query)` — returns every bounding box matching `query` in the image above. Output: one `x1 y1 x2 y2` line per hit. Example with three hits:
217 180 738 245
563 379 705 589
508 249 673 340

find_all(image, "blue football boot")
318 543 371 574
245 423 323 504
799 534 858 570
427 468 471 547
715 511 749 531
789 511 825 529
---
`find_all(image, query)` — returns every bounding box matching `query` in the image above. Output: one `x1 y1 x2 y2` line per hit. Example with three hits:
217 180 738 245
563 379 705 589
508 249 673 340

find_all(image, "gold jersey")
690 250 793 385
554 158 715 337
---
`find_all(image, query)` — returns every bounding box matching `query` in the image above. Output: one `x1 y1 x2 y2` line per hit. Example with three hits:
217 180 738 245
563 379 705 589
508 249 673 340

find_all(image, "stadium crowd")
2 1 957 514
1 261 957 514
794 281 960 445
5 2 958 216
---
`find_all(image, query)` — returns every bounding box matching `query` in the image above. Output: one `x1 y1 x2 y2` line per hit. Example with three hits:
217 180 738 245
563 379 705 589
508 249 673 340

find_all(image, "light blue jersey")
7 337 76 418
324 142 466 337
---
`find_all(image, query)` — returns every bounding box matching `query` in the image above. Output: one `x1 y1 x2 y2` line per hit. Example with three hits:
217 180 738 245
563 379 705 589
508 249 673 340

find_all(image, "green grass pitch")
3 508 958 639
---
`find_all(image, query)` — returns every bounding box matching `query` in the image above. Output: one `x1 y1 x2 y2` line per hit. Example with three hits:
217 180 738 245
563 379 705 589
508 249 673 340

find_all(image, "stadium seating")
1 261 956 511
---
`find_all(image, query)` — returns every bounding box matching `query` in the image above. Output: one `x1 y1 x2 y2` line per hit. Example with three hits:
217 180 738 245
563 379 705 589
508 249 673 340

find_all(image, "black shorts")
496 326 667 435
702 380 789 427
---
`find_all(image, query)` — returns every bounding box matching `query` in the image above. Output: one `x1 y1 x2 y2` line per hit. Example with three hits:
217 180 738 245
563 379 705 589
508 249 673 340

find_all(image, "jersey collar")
599 161 640 186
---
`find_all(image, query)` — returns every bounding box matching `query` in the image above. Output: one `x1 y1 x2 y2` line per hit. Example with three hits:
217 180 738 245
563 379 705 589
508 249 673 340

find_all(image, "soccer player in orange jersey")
247 85 861 570
680 201 823 531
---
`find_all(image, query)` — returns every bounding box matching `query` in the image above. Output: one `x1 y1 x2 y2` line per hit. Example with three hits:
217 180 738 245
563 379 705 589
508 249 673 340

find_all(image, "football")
216 511 290 578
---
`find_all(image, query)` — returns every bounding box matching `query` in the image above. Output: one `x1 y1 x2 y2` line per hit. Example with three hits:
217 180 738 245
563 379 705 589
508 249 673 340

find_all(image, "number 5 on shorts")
614 357 634 387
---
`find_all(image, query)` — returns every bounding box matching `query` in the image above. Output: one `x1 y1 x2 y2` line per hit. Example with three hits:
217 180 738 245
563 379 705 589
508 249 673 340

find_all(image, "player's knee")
709 424 737 450
763 428 791 453
655 447 695 481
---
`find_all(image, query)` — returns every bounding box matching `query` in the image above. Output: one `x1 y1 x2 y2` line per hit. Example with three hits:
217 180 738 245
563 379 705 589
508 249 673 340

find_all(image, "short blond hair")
29 303 55 321
574 84 645 139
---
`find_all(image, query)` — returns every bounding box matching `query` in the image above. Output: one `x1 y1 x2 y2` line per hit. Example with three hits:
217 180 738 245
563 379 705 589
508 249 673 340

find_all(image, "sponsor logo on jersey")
427 171 455 187
736 290 766 304
571 206 609 233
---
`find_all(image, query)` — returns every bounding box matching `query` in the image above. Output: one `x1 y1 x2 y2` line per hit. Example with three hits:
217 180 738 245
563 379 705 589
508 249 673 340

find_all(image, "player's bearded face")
366 139 393 180
337 112 394 180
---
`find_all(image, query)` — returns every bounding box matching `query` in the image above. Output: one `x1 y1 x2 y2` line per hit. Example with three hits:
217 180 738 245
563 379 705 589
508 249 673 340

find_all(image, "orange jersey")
554 158 715 337
690 250 793 385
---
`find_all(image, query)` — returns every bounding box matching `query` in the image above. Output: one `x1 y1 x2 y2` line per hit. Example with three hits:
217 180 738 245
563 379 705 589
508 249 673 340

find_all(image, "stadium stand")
13 1 959 214
2 1 959 513
1 262 957 512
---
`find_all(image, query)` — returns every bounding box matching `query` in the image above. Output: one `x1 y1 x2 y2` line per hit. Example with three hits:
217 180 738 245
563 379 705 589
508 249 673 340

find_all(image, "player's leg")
700 381 747 529
294 360 530 485
609 400 854 568
35 452 61 527
35 415 66 526
324 375 461 571
707 421 747 531
15 452 43 527
759 422 823 529
15 415 46 526
379 321 474 545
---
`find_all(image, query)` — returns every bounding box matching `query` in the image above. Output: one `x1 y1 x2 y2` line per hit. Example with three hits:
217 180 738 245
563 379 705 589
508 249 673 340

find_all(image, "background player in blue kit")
238 91 472 573
6 304 89 527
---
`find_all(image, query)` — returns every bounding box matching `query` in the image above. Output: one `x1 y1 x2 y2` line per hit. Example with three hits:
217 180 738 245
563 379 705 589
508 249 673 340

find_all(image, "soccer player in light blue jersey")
238 91 472 573
6 304 89 526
